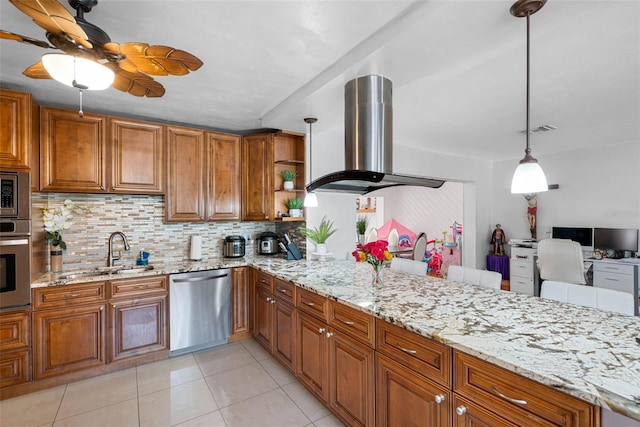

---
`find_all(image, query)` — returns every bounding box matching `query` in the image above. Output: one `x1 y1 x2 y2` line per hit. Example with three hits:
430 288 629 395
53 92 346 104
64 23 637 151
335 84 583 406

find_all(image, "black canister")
223 235 245 258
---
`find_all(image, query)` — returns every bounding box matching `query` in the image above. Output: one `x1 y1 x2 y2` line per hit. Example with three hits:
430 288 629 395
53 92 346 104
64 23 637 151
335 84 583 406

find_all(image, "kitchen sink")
114 265 154 274
56 265 154 280
57 271 111 280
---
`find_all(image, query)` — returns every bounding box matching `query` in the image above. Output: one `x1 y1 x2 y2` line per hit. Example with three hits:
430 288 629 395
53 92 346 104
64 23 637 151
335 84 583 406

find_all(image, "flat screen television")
551 227 593 250
593 227 639 254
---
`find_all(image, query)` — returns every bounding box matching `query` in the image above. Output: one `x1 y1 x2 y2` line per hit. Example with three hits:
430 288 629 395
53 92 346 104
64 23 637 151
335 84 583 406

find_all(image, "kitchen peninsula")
27 256 640 425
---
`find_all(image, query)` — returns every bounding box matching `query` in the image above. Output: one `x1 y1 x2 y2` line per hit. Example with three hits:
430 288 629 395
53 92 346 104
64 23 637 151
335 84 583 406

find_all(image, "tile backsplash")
32 193 282 272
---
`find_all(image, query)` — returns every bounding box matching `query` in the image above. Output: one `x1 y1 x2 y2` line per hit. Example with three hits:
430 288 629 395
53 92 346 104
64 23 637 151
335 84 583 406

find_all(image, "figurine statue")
524 193 538 239
491 224 507 255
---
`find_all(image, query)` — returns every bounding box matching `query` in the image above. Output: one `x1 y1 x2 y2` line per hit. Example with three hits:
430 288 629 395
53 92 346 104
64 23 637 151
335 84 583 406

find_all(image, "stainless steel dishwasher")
169 268 230 356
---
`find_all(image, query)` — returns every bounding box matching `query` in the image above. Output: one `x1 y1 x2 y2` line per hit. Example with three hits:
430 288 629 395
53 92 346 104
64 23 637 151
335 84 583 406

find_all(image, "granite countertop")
32 257 640 421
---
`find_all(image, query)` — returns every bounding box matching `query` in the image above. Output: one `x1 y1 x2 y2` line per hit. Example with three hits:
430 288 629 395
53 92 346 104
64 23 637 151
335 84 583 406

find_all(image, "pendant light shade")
510 0 548 194
42 53 115 90
303 117 318 207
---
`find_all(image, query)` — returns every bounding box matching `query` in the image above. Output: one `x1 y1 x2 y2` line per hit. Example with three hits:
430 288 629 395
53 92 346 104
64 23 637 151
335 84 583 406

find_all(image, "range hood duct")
305 75 445 195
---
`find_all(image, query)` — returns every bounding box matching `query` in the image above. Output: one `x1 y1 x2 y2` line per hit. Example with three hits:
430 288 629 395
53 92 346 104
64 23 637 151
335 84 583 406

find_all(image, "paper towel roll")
190 235 202 260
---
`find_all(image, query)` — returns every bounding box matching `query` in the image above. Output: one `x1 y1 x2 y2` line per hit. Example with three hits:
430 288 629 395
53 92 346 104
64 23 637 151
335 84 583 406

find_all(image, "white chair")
412 232 427 261
540 281 634 315
390 257 428 276
537 239 586 284
365 228 378 244
447 265 502 290
388 228 399 251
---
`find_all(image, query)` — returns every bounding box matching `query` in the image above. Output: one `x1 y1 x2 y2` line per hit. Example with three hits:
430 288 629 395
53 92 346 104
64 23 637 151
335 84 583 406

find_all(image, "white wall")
492 142 640 242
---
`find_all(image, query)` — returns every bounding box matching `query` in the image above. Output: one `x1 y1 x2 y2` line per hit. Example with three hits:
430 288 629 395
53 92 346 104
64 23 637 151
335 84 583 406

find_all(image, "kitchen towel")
190 235 202 260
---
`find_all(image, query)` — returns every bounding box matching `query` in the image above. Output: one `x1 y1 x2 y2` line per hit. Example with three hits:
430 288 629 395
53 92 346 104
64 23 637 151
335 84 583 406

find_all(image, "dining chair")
540 281 634 315
537 238 586 284
447 265 502 290
412 232 427 261
365 228 378 244
390 257 428 275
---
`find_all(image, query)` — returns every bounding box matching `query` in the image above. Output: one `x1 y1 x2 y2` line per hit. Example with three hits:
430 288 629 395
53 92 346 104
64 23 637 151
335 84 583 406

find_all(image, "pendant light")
510 0 548 194
303 117 319 207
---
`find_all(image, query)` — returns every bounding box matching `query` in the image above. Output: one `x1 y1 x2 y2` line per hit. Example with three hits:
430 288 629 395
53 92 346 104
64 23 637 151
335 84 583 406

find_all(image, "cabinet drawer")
593 271 634 294
453 395 519 427
296 288 328 322
509 278 534 295
511 247 536 261
254 270 274 293
0 311 30 351
110 276 168 299
376 319 451 388
454 351 597 427
328 301 374 347
593 262 634 275
274 278 295 305
33 282 107 310
0 349 30 387
510 259 533 277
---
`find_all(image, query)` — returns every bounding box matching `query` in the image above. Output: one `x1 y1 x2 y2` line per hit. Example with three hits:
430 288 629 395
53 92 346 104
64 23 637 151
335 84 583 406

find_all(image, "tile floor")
0 339 345 427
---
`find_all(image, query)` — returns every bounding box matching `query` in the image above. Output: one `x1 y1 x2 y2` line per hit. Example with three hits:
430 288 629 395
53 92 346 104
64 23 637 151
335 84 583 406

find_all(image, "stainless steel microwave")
0 171 30 220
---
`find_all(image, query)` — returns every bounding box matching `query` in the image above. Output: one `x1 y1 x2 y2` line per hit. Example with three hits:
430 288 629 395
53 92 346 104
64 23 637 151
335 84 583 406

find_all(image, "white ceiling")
1 0 638 162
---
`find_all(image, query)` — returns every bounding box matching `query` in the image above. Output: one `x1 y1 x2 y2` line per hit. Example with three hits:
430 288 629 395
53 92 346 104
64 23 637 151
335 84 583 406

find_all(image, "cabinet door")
376 353 451 427
0 310 31 387
230 267 252 342
40 107 107 192
109 295 167 362
109 117 164 194
0 89 31 170
254 285 274 352
34 304 107 379
328 330 374 427
206 132 241 221
165 125 206 221
296 311 329 403
273 299 296 372
242 134 273 221
453 395 519 427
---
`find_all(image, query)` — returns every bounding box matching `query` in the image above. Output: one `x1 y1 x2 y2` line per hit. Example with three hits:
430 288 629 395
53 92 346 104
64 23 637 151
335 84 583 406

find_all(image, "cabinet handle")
260 279 269 285
326 332 333 338
434 394 445 404
604 278 619 282
338 319 355 326
66 293 81 298
134 285 148 289
318 328 325 334
277 288 288 294
100 306 104 311
456 406 467 416
396 343 417 354
270 299 276 304
492 387 527 405
303 301 315 306
266 297 272 302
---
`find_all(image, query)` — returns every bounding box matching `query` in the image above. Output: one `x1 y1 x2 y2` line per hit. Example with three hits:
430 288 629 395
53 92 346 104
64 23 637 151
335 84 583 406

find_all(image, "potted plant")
299 216 337 254
285 197 304 217
280 169 298 190
356 214 368 245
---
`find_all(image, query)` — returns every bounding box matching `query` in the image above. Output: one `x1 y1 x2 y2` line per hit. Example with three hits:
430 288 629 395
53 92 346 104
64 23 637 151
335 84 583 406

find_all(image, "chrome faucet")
108 231 130 267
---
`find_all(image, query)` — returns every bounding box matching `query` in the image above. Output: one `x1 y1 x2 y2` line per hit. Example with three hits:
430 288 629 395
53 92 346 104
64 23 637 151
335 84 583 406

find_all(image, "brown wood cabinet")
273 278 296 371
242 134 273 221
453 395 520 427
166 126 241 222
40 107 107 192
253 270 275 351
296 309 330 403
108 276 168 363
109 117 164 194
0 310 31 387
0 89 32 171
230 267 252 342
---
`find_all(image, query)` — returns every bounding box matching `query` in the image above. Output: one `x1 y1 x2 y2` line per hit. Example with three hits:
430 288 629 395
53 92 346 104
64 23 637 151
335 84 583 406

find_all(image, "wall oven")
0 171 31 310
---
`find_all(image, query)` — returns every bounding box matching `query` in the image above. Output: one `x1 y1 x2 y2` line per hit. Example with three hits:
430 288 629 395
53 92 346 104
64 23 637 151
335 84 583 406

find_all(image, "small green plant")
285 197 304 209
356 215 368 235
299 216 337 244
280 169 298 181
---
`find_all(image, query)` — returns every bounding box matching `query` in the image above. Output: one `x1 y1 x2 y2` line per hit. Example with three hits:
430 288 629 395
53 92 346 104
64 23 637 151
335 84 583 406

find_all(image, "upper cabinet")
0 89 34 171
165 126 241 222
242 131 305 222
40 107 165 194
109 117 164 194
40 107 107 193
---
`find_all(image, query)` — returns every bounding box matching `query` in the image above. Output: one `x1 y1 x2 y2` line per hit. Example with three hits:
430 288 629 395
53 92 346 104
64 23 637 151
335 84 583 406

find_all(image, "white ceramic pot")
283 181 294 190
289 208 303 218
315 243 327 254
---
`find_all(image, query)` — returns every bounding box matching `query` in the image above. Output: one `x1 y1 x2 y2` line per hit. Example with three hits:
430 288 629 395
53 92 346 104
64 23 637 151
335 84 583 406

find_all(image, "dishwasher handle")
172 273 228 283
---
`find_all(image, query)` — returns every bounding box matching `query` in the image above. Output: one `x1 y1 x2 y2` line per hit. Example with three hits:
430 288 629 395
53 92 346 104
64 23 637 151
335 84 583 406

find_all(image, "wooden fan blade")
23 61 52 79
9 0 91 49
0 29 52 48
104 42 203 76
110 67 165 98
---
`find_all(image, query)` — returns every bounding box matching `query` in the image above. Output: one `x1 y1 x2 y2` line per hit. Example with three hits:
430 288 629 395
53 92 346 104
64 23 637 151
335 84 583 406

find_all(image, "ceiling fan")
0 0 203 98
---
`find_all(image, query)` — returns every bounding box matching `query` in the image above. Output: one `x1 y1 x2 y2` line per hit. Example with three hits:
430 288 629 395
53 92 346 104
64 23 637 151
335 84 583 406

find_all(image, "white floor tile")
0 385 65 427
53 398 138 427
240 338 273 361
313 413 346 427
204 362 278 407
260 357 298 386
220 388 310 427
173 410 227 427
137 353 203 396
282 381 331 422
194 343 257 377
138 378 217 427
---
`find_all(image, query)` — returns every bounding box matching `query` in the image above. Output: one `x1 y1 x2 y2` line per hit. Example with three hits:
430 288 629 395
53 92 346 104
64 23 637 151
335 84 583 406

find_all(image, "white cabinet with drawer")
592 260 638 315
509 246 538 296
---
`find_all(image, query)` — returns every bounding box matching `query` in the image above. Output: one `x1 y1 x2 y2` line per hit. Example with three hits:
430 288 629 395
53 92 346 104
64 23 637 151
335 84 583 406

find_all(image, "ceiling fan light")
511 156 548 193
42 53 114 90
303 192 318 208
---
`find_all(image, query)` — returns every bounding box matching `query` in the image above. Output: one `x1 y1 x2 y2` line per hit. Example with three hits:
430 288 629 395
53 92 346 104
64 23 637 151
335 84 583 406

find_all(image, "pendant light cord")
525 12 531 156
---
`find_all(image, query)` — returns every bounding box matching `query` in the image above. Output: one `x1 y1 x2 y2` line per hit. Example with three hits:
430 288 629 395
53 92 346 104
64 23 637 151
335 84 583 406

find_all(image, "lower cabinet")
34 303 107 379
230 267 252 342
452 395 520 427
376 353 451 427
273 297 296 371
296 310 329 402
0 310 31 387
254 278 275 352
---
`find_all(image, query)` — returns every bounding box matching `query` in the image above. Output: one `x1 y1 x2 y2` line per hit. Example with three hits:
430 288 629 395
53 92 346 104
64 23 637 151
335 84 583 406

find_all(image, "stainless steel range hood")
305 75 445 195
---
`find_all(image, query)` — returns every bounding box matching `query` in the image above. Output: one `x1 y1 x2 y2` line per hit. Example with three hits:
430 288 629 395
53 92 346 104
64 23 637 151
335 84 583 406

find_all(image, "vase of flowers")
352 239 393 288
42 199 90 272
